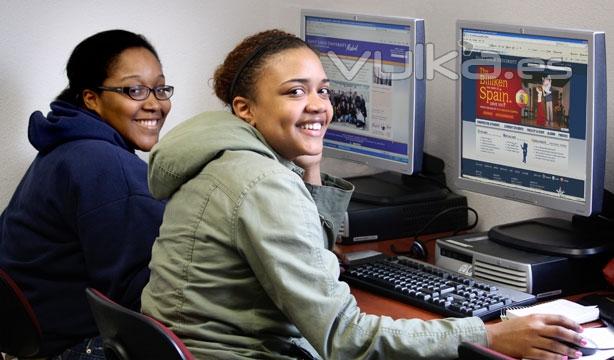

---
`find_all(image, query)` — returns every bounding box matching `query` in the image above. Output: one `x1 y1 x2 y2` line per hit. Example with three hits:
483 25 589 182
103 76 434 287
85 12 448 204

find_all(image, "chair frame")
0 268 42 358
85 287 194 360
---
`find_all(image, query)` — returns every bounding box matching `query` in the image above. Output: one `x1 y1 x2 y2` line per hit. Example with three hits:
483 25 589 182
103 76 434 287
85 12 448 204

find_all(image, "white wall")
1 0 613 232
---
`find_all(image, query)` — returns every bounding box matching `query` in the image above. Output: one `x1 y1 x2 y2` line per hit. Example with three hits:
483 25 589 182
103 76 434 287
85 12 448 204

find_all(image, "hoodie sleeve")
303 173 353 248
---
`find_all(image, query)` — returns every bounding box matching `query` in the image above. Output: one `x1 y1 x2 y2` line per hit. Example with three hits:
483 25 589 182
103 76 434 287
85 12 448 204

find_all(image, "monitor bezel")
301 9 425 175
455 20 605 216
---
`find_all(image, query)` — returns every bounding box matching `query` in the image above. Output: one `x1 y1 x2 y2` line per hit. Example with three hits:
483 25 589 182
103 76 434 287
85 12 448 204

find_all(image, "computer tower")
435 233 610 298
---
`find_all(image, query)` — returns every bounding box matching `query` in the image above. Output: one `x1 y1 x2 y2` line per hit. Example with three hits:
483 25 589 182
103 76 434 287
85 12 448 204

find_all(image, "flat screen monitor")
456 20 607 257
302 10 435 205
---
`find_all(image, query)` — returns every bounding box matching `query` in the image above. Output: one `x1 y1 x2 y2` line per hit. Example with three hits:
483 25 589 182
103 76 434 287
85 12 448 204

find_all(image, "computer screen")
301 10 431 204
456 20 607 256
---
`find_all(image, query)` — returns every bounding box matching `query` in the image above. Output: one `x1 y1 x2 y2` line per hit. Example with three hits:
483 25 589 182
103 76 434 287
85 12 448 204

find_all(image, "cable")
390 205 479 257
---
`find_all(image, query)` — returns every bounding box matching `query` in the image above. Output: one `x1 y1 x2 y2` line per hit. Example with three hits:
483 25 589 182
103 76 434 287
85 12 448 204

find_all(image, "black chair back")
85 287 194 360
0 268 42 358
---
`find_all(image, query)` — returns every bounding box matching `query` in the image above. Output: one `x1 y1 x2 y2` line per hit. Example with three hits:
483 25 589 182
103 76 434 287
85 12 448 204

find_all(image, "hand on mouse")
560 338 598 356
485 314 585 359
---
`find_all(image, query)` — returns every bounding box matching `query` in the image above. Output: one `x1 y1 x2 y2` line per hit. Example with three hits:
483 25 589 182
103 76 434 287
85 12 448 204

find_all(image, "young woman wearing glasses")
0 29 171 359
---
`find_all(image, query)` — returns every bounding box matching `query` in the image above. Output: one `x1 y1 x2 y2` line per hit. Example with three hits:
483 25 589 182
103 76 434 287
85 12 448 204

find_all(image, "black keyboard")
341 256 536 320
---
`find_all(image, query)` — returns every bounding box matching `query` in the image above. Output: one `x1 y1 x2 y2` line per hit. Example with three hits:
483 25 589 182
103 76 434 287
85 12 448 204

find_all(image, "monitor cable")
390 205 479 260
413 172 453 193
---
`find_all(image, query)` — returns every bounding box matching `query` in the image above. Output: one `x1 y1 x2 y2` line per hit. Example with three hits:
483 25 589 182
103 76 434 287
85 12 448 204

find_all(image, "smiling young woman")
140 29 585 360
0 29 171 359
232 46 333 184
83 46 171 151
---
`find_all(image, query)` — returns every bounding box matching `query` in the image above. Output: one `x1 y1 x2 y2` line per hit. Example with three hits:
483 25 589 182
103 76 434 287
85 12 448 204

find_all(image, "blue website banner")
306 35 409 64
462 158 584 198
325 129 409 163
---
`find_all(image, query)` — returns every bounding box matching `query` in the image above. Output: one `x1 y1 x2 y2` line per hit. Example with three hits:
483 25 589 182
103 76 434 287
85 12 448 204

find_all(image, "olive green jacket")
141 111 487 359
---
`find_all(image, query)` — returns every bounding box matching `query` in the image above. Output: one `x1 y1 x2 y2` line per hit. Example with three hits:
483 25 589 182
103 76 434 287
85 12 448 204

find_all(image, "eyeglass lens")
129 86 173 100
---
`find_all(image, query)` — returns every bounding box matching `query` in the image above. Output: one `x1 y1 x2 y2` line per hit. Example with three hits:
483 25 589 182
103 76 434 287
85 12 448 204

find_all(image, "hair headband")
227 43 271 111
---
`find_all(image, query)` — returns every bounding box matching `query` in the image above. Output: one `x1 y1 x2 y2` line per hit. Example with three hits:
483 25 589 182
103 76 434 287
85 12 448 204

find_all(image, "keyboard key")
488 302 505 311
470 307 488 317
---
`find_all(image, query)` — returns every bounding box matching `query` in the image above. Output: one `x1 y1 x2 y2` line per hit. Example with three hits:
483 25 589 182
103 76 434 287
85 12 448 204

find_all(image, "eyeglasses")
97 85 174 101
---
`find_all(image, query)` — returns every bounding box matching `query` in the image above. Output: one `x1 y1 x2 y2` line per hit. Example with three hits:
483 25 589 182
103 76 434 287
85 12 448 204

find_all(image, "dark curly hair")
212 29 317 110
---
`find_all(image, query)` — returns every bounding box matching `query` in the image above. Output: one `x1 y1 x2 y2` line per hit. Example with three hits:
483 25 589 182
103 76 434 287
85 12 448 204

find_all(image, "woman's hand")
294 153 322 186
486 314 585 359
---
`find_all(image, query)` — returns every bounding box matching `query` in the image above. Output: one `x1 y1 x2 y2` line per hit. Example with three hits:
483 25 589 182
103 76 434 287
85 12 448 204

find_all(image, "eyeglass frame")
97 85 174 101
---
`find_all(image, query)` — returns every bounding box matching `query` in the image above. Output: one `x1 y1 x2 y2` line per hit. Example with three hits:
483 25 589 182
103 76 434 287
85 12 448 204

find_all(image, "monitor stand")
346 153 449 206
488 190 614 258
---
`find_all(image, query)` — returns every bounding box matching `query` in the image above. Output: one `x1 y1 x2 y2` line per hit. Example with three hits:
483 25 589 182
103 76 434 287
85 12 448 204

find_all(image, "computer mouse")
561 338 598 356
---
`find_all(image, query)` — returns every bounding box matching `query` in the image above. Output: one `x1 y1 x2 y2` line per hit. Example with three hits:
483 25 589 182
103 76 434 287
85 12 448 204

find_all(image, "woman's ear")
82 89 100 113
232 96 256 126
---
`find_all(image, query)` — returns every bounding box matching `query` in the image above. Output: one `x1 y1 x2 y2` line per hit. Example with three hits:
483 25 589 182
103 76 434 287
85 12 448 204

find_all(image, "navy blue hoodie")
0 101 165 356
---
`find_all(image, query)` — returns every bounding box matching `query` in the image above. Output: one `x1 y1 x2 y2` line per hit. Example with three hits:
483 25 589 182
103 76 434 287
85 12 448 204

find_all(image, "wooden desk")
337 234 439 263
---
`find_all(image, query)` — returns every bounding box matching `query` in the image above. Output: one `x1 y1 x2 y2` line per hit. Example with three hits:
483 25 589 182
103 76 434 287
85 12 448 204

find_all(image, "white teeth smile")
136 119 158 128
300 123 322 130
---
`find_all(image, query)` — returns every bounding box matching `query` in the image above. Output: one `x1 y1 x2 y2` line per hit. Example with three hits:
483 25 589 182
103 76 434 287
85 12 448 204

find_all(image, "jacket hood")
28 101 129 153
148 111 278 199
